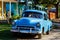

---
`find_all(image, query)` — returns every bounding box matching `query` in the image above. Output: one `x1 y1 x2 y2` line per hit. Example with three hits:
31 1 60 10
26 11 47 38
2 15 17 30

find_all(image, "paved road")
16 29 60 40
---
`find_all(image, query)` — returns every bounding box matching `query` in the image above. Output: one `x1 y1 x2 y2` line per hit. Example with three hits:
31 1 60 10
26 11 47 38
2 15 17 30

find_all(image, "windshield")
23 12 43 18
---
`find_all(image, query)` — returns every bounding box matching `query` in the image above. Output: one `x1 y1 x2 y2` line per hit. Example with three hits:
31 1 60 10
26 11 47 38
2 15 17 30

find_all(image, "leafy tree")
33 0 59 18
33 0 59 6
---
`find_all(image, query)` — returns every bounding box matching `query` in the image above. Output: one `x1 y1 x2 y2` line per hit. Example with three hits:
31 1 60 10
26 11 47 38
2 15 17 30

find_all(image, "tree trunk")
54 3 59 18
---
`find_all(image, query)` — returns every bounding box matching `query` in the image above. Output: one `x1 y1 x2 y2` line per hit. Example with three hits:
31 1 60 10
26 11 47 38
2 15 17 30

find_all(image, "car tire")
38 34 42 39
46 30 49 35
34 34 42 39
42 27 44 35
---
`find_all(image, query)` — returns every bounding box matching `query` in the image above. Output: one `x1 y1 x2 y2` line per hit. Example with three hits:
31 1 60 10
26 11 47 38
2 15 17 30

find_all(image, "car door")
44 14 48 33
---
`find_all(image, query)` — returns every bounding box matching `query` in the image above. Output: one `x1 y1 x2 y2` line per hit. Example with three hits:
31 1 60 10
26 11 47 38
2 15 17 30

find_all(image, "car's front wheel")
38 34 42 39
34 34 42 39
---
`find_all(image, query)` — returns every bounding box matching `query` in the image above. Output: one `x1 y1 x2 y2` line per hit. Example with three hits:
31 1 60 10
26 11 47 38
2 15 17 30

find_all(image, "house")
0 0 25 20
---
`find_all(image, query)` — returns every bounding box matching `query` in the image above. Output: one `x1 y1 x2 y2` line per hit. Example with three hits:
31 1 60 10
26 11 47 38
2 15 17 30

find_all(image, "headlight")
36 23 40 27
12 22 17 29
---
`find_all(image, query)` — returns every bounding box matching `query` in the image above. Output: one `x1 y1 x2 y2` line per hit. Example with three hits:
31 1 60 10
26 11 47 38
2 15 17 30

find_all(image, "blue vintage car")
11 10 52 38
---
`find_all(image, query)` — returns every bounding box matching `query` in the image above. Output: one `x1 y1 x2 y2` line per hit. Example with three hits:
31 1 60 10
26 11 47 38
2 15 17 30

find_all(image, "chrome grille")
17 26 35 30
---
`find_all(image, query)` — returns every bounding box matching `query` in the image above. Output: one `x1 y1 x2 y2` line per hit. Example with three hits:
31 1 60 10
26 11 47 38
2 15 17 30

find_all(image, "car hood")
16 17 43 26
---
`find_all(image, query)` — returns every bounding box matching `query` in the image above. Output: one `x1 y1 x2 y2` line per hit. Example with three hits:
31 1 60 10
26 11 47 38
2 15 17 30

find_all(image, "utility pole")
25 0 29 10
55 0 59 18
17 0 18 15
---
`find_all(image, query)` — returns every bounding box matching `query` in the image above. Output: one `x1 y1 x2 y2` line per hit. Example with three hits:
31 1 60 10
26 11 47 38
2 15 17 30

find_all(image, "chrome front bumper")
11 29 41 34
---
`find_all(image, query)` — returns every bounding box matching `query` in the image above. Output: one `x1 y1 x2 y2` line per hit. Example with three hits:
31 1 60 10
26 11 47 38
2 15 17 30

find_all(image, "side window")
44 14 48 20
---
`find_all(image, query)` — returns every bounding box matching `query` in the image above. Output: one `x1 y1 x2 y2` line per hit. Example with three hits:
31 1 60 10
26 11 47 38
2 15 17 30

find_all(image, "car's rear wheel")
42 27 44 35
46 30 49 35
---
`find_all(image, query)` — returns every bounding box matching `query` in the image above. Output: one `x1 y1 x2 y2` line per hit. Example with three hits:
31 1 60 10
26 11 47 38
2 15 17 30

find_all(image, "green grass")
0 24 11 31
0 24 16 40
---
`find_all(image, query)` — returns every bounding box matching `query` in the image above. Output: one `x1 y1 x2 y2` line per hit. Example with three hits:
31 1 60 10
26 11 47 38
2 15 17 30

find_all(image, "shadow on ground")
0 30 38 40
16 33 37 39
0 30 17 40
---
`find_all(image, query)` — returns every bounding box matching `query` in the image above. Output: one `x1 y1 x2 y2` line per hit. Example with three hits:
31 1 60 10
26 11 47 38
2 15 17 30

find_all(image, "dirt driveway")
16 29 60 40
0 24 60 40
0 29 60 40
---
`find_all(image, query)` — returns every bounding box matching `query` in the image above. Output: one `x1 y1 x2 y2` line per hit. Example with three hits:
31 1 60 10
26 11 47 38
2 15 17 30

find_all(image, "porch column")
10 1 11 17
2 0 3 19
